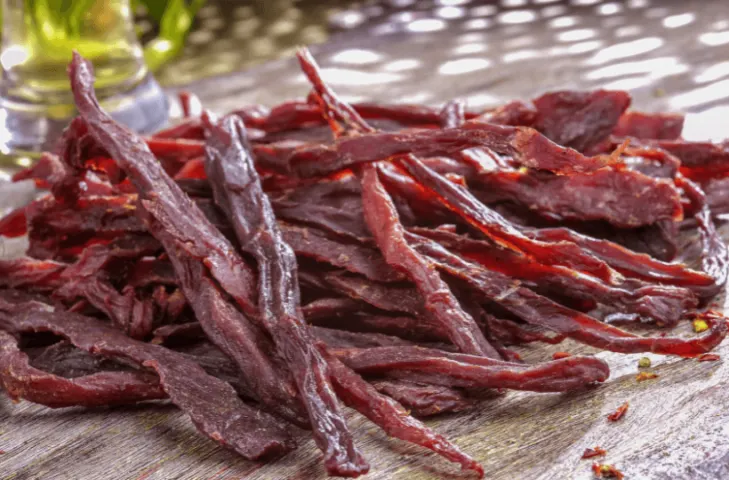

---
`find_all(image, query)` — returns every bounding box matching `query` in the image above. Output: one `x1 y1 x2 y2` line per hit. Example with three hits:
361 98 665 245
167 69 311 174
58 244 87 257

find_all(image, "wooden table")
4 1 729 478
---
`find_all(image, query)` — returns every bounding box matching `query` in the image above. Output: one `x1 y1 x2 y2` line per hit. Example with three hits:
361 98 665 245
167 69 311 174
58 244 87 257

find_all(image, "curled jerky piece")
0 330 164 408
204 115 366 477
0 297 294 460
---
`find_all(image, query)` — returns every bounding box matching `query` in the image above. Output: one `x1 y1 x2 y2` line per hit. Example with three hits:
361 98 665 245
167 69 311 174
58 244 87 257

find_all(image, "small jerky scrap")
607 402 629 422
0 296 294 460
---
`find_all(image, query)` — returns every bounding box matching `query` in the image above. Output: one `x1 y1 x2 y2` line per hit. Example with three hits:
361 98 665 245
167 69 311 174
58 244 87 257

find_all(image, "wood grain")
4 0 729 478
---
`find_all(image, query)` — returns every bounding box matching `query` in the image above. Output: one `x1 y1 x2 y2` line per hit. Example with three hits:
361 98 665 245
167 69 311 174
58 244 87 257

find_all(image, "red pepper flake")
636 371 659 382
581 447 607 459
0 450 5 454
698 353 721 362
552 351 571 360
607 402 629 422
592 463 624 479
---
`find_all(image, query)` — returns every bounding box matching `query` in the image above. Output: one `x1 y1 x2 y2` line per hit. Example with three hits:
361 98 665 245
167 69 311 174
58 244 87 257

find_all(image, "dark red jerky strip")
613 111 684 140
637 139 729 179
371 379 476 417
323 351 484 477
309 312 449 344
360 165 497 357
410 229 698 326
152 228 308 427
532 90 631 152
275 121 615 178
204 116 367 477
0 299 294 460
396 156 618 284
702 176 729 215
153 118 205 140
152 322 204 344
280 222 403 283
301 297 366 321
409 233 727 355
179 91 203 118
473 168 683 228
676 175 729 290
312 326 413 349
485 316 566 346
0 258 66 291
331 346 609 392
127 258 178 288
297 50 496 358
0 330 165 408
524 227 718 298
70 54 258 315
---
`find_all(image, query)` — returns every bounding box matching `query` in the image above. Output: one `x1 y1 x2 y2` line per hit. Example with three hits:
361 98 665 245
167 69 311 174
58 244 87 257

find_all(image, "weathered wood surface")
4 0 729 479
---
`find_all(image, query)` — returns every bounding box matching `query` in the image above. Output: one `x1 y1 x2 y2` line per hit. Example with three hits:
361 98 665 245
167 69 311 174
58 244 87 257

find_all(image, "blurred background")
3 0 729 144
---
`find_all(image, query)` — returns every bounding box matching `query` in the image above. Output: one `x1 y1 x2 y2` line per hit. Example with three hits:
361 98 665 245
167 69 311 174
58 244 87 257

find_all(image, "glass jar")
0 0 168 155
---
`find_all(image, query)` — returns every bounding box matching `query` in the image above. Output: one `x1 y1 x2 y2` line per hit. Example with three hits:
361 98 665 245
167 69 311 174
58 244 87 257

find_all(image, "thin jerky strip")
473 168 683 228
411 229 697 326
332 346 609 392
0 298 294 460
323 351 484 477
159 244 307 426
360 166 498 357
410 233 727 355
0 330 165 408
204 115 367 477
280 222 403 283
69 53 258 316
276 120 615 178
296 49 497 358
524 227 718 298
396 155 618 283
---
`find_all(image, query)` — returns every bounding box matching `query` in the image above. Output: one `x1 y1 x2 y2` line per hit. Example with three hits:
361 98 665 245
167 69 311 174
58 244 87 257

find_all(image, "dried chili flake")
592 462 624 479
552 351 571 360
636 372 659 382
581 447 607 459
607 402 629 422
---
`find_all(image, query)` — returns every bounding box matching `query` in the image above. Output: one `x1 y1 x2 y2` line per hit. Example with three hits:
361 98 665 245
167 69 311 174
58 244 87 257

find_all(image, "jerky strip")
204 115 367 477
0 330 164 408
0 298 294 460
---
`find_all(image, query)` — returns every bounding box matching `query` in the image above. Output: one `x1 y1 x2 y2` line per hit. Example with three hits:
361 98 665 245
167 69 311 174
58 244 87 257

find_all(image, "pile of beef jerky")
0 48 728 477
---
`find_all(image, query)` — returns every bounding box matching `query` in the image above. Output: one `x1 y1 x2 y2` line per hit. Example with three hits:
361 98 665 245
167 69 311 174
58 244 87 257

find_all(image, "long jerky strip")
410 233 726 355
0 330 165 408
411 228 697 325
297 49 497 358
332 346 609 392
394 155 618 283
280 222 403 283
204 115 367 477
68 55 311 428
524 226 719 298
0 297 294 460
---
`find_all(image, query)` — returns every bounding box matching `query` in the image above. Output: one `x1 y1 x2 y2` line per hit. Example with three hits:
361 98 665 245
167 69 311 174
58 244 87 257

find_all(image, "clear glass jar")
0 0 168 155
